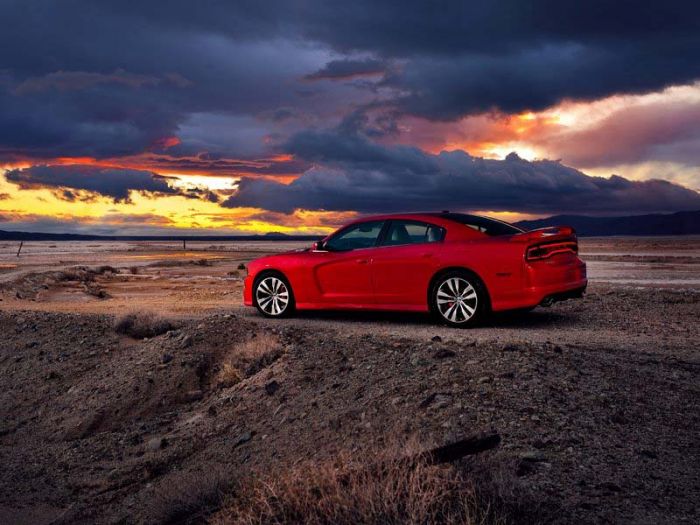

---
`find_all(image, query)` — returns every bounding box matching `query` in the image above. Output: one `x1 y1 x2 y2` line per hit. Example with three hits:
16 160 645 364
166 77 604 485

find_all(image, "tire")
253 272 295 318
430 270 488 328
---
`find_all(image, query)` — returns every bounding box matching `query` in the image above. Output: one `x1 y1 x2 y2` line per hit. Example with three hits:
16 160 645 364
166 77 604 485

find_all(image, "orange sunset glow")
1 4 699 235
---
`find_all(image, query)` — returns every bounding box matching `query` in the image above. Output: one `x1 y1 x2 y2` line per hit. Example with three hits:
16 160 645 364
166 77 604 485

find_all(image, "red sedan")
243 212 587 327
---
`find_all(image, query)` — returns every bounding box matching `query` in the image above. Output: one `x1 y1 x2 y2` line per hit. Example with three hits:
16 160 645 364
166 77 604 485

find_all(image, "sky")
1 0 700 235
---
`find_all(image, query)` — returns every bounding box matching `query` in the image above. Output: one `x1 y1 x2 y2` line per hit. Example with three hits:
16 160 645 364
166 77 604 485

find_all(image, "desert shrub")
95 265 119 274
238 333 284 376
216 363 243 388
213 447 527 525
226 270 240 278
114 311 175 339
56 267 95 282
216 333 282 388
83 282 109 299
128 266 140 275
147 260 182 268
237 263 246 270
149 469 234 524
147 259 212 268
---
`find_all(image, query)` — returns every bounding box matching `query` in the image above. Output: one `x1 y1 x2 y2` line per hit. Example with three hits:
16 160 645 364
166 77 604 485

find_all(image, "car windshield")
325 220 385 251
433 213 523 236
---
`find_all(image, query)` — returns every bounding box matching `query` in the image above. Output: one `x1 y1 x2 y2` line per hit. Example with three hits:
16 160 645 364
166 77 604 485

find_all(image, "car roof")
333 212 523 240
345 212 484 225
336 212 479 239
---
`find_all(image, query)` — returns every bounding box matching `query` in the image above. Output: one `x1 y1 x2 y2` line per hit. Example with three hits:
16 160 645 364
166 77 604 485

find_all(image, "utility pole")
183 239 186 251
16 241 23 257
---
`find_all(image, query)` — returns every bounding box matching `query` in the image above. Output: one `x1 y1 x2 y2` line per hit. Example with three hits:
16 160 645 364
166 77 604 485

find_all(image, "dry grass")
147 258 213 268
56 267 95 282
114 311 175 339
83 282 109 299
216 333 282 388
217 362 243 388
148 468 234 524
213 444 530 525
95 265 119 275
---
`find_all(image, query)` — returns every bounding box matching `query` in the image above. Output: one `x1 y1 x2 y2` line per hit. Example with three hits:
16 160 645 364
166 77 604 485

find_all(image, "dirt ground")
0 238 698 524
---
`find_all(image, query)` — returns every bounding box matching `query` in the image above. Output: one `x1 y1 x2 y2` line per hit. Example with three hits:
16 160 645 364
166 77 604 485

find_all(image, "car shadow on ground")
248 307 573 330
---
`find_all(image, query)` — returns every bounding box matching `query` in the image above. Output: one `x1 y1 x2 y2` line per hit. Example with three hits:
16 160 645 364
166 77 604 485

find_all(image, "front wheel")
254 273 295 318
430 271 487 328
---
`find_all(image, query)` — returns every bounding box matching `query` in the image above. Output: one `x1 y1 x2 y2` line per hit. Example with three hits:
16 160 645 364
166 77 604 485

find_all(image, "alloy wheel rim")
436 277 477 323
256 277 289 316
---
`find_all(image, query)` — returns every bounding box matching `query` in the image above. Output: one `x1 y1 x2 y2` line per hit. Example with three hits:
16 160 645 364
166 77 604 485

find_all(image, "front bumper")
243 275 254 306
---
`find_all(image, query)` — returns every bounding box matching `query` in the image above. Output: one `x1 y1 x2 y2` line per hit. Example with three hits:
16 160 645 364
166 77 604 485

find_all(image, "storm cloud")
224 131 700 215
1 0 700 230
1 1 700 161
305 59 387 81
5 165 201 203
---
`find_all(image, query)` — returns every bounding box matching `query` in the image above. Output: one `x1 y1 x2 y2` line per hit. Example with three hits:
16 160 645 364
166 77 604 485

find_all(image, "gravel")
0 282 698 523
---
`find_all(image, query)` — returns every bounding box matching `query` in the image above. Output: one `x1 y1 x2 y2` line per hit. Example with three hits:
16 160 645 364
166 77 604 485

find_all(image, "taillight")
526 241 578 261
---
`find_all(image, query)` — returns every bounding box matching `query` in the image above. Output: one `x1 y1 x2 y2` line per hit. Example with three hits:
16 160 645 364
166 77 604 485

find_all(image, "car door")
311 220 386 306
370 220 445 307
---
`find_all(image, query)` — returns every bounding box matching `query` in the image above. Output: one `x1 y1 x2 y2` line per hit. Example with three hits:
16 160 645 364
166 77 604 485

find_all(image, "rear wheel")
430 271 487 328
254 273 295 318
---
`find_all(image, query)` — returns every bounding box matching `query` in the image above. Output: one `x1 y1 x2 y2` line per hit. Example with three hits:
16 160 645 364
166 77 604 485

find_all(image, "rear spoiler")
512 225 576 243
513 226 579 260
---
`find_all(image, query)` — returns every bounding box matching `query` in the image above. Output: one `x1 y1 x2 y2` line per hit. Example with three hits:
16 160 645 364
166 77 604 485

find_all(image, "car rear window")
434 213 523 236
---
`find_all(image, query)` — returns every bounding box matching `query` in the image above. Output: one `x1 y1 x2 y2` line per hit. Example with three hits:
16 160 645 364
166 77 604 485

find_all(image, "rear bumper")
524 256 587 308
492 256 587 311
502 277 587 311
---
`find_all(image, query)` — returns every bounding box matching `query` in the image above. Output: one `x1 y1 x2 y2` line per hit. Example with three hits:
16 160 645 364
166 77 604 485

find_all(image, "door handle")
356 258 369 264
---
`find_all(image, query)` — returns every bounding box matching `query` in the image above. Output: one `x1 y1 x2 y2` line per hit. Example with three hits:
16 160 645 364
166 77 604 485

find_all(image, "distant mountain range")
515 210 700 236
1 210 698 240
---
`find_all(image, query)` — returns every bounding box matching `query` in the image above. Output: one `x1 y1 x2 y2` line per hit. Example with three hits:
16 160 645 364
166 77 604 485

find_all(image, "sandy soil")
0 237 698 524
1 236 699 316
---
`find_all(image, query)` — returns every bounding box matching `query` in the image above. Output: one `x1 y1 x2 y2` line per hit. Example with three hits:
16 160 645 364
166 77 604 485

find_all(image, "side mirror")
312 240 326 251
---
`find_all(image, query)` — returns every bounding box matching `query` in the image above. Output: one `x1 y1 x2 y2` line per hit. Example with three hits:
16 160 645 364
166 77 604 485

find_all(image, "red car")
243 212 587 327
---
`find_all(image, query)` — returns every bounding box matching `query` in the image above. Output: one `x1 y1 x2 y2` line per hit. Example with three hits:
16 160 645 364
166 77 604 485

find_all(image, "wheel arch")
252 268 293 308
427 266 492 313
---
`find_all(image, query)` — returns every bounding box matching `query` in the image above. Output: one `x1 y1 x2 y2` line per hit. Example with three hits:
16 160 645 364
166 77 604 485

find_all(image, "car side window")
324 221 385 251
380 220 445 246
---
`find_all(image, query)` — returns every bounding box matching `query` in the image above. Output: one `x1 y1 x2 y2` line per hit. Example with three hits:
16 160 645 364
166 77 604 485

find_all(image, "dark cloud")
82 1 699 57
381 43 700 119
0 82 185 159
95 2 700 120
224 131 700 215
182 187 220 204
133 154 308 178
1 0 700 223
5 165 198 203
305 59 386 80
13 70 163 95
0 3 347 161
1 1 699 163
